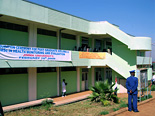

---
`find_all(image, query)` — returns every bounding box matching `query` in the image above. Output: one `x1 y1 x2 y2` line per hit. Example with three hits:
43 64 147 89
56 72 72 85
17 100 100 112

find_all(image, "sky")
28 0 155 61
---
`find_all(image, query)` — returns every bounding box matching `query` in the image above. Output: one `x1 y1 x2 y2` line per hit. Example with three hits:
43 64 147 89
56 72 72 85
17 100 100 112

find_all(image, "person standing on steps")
62 79 67 97
126 70 139 112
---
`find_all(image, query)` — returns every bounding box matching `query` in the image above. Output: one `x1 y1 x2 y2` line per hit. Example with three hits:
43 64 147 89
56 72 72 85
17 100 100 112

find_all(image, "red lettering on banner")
23 54 34 56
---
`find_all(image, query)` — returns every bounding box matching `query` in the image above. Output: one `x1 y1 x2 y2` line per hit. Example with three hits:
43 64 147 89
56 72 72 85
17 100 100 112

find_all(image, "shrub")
148 94 153 99
88 80 119 106
113 107 119 111
99 111 109 115
42 99 53 111
141 97 146 101
151 85 155 91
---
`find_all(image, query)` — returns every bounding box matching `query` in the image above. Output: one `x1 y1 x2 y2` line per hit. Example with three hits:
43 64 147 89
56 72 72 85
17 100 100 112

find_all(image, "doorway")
82 72 88 91
105 68 112 84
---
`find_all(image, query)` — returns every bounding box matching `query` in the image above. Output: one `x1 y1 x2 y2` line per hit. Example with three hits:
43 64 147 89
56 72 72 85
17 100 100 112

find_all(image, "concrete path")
3 91 92 112
117 99 155 116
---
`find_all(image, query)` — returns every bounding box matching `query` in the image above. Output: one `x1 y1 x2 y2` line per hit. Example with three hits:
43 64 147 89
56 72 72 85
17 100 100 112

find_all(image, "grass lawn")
5 97 128 116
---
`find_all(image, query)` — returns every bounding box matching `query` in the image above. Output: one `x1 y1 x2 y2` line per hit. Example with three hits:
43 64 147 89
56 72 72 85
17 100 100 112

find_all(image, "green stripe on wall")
0 74 28 106
0 28 28 46
61 38 76 50
37 72 57 99
37 34 57 49
61 71 77 94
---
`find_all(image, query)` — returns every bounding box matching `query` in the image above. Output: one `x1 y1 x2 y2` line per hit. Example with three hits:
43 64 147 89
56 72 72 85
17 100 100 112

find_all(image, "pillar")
76 35 80 49
56 67 60 96
77 67 80 92
91 67 95 86
28 23 37 101
28 23 37 47
92 38 95 51
57 30 60 49
28 68 37 101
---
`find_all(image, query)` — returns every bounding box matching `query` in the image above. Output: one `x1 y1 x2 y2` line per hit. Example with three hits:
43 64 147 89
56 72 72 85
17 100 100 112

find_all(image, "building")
0 0 152 107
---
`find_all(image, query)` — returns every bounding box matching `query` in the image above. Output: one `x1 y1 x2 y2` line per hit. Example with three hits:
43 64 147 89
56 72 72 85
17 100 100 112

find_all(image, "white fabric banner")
0 45 71 61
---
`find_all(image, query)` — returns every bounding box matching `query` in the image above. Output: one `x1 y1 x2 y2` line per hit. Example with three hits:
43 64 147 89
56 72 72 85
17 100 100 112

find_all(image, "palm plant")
88 80 119 106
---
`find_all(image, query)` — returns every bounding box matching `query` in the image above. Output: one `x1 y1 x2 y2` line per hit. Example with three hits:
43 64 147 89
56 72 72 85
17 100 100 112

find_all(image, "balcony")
137 56 152 65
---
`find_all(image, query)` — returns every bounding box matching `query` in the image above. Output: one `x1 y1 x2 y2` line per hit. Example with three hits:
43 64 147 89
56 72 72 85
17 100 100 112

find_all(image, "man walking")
62 79 67 97
126 70 139 112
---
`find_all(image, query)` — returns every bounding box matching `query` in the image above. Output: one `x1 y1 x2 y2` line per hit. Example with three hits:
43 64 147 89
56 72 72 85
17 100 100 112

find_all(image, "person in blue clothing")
126 70 139 112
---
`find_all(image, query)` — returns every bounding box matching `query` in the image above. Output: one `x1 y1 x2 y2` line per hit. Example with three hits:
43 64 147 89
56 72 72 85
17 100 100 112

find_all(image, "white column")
28 23 37 47
91 67 95 86
28 23 37 101
57 67 60 96
28 68 37 101
77 67 80 92
57 30 60 49
76 35 80 49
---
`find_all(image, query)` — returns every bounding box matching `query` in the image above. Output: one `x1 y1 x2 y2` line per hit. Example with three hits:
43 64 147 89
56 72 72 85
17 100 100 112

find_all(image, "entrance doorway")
105 68 112 84
82 72 88 91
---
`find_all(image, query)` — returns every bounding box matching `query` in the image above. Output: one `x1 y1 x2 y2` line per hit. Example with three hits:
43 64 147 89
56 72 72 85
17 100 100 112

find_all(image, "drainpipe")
58 28 65 96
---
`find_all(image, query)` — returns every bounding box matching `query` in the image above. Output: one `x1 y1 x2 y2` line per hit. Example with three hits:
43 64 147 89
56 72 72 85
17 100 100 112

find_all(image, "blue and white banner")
0 45 71 61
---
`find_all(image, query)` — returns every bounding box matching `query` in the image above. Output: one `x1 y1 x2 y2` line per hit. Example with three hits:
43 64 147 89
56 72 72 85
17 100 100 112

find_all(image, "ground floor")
0 66 152 107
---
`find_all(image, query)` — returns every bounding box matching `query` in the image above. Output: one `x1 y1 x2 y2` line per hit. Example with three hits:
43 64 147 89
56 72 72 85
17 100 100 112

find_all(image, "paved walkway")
3 91 92 112
117 99 155 116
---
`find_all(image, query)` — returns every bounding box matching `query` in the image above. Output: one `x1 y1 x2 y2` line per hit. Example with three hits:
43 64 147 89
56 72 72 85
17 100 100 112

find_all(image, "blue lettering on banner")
0 44 71 61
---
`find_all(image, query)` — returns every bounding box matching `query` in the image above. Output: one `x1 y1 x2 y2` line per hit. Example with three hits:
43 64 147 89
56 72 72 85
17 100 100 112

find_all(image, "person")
126 70 139 112
152 73 155 85
62 79 67 97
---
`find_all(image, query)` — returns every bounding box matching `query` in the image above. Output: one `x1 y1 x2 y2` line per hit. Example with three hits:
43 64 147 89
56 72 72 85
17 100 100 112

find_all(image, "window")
82 68 89 72
0 21 28 32
61 33 76 40
37 67 56 73
37 28 57 37
0 68 27 74
61 67 76 71
137 51 145 57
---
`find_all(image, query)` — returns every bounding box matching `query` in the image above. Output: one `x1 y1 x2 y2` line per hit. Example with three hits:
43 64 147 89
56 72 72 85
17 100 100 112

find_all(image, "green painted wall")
0 28 28 46
112 38 136 66
37 72 57 99
61 38 76 50
61 71 77 94
37 34 57 49
0 74 28 106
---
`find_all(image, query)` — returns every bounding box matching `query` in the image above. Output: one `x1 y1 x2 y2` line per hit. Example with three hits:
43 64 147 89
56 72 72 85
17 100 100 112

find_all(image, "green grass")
119 103 128 108
99 111 109 115
113 107 120 111
4 98 128 116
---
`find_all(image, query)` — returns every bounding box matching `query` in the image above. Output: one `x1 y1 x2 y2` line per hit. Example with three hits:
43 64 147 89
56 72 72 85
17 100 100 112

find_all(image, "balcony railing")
137 56 152 65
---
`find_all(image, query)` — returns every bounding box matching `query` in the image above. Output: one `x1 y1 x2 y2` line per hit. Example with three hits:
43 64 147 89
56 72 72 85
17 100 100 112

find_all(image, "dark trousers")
62 92 66 96
128 93 138 111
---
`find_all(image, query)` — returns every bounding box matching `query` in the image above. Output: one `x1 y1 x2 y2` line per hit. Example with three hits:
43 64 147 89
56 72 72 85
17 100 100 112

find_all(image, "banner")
0 45 71 61
79 52 106 59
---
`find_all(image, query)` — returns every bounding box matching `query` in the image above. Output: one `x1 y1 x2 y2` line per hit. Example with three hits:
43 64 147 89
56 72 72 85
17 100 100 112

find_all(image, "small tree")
88 80 119 106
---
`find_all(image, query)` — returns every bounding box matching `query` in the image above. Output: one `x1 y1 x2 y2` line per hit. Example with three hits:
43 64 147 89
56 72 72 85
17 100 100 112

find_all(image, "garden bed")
5 97 128 116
